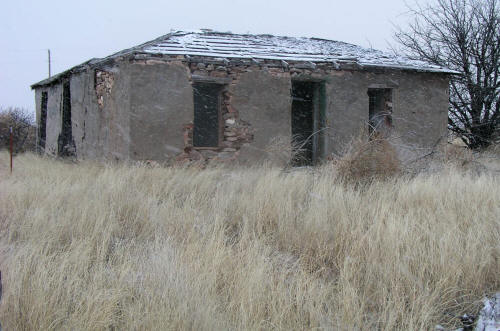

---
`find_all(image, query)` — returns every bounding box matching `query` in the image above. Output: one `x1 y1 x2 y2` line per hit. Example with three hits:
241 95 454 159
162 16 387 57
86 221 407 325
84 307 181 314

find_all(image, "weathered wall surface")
322 70 449 157
100 62 131 160
122 61 193 160
71 63 132 161
70 70 102 160
128 60 193 161
36 83 63 156
393 72 449 147
231 70 292 164
33 56 449 165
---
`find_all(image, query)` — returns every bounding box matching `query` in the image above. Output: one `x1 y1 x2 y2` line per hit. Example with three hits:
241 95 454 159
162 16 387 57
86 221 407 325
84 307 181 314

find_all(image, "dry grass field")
0 150 499 330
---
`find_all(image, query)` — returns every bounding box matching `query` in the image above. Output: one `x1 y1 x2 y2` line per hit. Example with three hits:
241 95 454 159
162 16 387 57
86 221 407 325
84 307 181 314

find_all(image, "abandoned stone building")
31 30 454 165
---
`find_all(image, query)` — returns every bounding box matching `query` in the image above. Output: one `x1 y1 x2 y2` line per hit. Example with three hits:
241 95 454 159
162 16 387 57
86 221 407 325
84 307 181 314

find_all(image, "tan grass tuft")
334 132 401 183
0 152 498 330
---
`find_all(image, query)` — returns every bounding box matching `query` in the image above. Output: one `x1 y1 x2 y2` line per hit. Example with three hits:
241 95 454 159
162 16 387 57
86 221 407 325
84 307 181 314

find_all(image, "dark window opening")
38 91 48 152
193 82 223 148
368 88 393 136
58 81 75 157
291 81 325 166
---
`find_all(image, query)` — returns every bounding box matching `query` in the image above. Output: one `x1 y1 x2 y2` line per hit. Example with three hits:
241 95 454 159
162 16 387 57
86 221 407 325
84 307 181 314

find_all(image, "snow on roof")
141 30 455 73
32 30 456 88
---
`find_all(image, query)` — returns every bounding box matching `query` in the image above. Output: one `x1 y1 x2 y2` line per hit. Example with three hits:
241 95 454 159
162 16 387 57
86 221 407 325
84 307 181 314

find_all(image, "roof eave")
360 63 459 74
31 57 109 89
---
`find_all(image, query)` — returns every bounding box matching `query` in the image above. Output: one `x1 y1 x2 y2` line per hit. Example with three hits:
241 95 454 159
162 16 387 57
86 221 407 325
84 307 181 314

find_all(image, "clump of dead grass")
443 143 474 165
334 132 401 183
0 152 498 330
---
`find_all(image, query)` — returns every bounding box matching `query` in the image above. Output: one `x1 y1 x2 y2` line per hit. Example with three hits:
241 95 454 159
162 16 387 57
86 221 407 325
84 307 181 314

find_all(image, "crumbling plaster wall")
34 62 132 160
323 70 449 157
127 60 192 161
100 62 131 160
34 55 449 165
73 62 132 161
230 70 291 164
106 57 449 164
34 83 63 156
393 72 449 147
70 70 101 160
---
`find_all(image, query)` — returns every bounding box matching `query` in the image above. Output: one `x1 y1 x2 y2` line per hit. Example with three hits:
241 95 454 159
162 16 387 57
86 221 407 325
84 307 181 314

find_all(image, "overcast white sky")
0 0 423 113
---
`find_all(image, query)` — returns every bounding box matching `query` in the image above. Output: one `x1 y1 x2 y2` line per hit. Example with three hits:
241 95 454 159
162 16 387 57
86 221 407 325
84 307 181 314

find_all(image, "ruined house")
31 30 454 165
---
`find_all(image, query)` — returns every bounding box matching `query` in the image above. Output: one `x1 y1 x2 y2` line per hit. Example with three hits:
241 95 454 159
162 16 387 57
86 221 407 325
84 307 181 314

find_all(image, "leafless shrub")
264 134 308 167
289 134 311 166
484 143 500 157
334 131 401 183
0 107 36 154
443 143 474 165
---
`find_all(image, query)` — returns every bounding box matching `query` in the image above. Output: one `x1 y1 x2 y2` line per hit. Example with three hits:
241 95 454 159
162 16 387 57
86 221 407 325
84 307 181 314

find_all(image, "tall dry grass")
0 152 499 330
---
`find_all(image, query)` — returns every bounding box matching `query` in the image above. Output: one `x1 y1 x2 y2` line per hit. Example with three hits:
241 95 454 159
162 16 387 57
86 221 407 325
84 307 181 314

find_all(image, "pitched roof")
32 30 456 88
142 30 453 72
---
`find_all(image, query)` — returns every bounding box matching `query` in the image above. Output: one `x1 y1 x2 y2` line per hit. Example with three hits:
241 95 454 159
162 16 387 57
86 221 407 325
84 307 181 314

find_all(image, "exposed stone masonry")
126 53 356 163
181 59 262 163
95 70 114 109
150 54 338 163
128 54 341 164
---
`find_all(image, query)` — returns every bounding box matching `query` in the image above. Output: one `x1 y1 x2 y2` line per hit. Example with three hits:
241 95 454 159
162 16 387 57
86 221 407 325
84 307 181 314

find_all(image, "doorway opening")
58 81 75 157
38 91 48 152
291 80 325 166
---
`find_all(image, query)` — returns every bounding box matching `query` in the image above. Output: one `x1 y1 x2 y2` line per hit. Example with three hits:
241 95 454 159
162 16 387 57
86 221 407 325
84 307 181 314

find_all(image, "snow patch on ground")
475 293 500 331
435 293 500 331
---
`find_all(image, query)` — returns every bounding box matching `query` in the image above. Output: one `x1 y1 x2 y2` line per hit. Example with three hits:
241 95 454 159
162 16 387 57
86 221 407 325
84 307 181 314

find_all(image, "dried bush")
484 143 500 157
0 107 36 154
334 132 401 183
264 134 309 167
443 143 474 165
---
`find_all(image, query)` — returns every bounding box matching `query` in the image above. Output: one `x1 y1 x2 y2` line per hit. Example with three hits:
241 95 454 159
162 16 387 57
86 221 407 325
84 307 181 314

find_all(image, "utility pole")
48 49 51 78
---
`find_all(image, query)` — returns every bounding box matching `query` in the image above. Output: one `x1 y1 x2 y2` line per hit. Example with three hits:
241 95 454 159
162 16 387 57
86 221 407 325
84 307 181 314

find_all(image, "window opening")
368 88 392 136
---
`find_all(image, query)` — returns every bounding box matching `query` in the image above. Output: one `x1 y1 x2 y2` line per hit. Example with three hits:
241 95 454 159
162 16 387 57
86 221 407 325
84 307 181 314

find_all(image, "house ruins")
31 30 454 165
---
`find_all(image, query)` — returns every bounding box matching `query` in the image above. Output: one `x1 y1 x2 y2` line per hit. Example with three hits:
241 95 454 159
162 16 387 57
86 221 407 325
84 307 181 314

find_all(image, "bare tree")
395 0 500 149
0 107 36 153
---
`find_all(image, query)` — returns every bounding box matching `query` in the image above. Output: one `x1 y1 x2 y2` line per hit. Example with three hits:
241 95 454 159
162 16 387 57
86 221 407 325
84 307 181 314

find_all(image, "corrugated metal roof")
32 30 456 88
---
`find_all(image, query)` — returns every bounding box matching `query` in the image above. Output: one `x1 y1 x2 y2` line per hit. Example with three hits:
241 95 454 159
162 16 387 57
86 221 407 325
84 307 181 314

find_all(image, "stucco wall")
35 83 63 156
323 70 449 157
70 70 102 160
33 58 449 165
127 60 193 161
67 64 131 161
231 70 292 164
100 62 131 160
